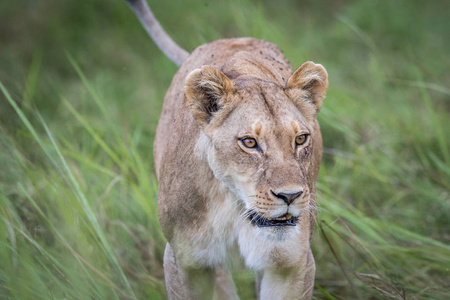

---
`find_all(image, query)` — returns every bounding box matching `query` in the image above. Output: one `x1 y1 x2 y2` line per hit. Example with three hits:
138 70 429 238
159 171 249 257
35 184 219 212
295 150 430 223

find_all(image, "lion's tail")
124 0 189 66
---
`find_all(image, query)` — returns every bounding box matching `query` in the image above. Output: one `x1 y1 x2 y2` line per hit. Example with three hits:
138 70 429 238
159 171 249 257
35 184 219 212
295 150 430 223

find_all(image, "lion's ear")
185 66 234 128
287 61 328 112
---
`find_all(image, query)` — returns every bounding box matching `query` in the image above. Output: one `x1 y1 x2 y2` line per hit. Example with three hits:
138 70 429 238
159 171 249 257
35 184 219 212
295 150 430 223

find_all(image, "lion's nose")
271 189 303 205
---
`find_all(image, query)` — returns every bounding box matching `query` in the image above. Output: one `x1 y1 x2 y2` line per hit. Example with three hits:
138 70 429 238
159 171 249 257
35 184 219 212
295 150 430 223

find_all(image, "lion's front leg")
163 243 215 300
258 249 315 300
213 266 240 300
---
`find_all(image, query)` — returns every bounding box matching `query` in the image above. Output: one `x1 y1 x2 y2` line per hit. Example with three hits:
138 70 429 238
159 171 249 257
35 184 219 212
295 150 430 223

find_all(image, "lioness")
126 1 328 299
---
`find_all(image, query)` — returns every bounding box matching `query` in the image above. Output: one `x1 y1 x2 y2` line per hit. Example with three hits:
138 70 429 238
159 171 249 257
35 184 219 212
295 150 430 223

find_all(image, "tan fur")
154 38 328 299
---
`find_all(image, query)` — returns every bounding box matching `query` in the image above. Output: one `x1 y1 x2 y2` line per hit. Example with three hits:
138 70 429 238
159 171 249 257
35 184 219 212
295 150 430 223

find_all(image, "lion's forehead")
235 81 309 123
231 88 312 140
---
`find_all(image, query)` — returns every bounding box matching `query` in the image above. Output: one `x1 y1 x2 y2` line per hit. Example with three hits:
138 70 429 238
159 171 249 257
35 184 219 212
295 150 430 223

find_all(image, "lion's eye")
295 134 308 146
242 138 257 148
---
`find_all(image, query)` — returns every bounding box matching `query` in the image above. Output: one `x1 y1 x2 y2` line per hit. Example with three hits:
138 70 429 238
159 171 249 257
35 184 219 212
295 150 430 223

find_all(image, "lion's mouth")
248 211 298 227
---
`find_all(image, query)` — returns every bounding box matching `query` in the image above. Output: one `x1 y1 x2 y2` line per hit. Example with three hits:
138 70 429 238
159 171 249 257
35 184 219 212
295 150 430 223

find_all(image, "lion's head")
185 51 328 240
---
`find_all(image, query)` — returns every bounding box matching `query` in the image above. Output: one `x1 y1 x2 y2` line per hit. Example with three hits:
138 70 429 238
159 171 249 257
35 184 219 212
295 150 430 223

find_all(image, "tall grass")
1 0 449 299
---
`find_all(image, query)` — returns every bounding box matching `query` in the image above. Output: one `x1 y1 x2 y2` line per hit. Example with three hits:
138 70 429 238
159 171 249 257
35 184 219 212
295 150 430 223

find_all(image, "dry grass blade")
357 273 406 300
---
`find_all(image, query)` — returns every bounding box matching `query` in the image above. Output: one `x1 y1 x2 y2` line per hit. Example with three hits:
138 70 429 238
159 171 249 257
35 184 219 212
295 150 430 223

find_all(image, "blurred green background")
1 0 449 299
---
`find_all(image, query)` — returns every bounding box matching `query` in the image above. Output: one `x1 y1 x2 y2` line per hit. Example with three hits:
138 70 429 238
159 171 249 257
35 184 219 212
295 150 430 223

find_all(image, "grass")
1 0 449 299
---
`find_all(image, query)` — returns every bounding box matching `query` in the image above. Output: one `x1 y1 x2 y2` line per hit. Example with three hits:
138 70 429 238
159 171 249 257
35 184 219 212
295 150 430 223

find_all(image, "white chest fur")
173 192 307 270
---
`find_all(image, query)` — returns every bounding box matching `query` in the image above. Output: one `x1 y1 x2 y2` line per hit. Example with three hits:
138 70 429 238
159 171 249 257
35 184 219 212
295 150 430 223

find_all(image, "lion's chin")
248 210 298 227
